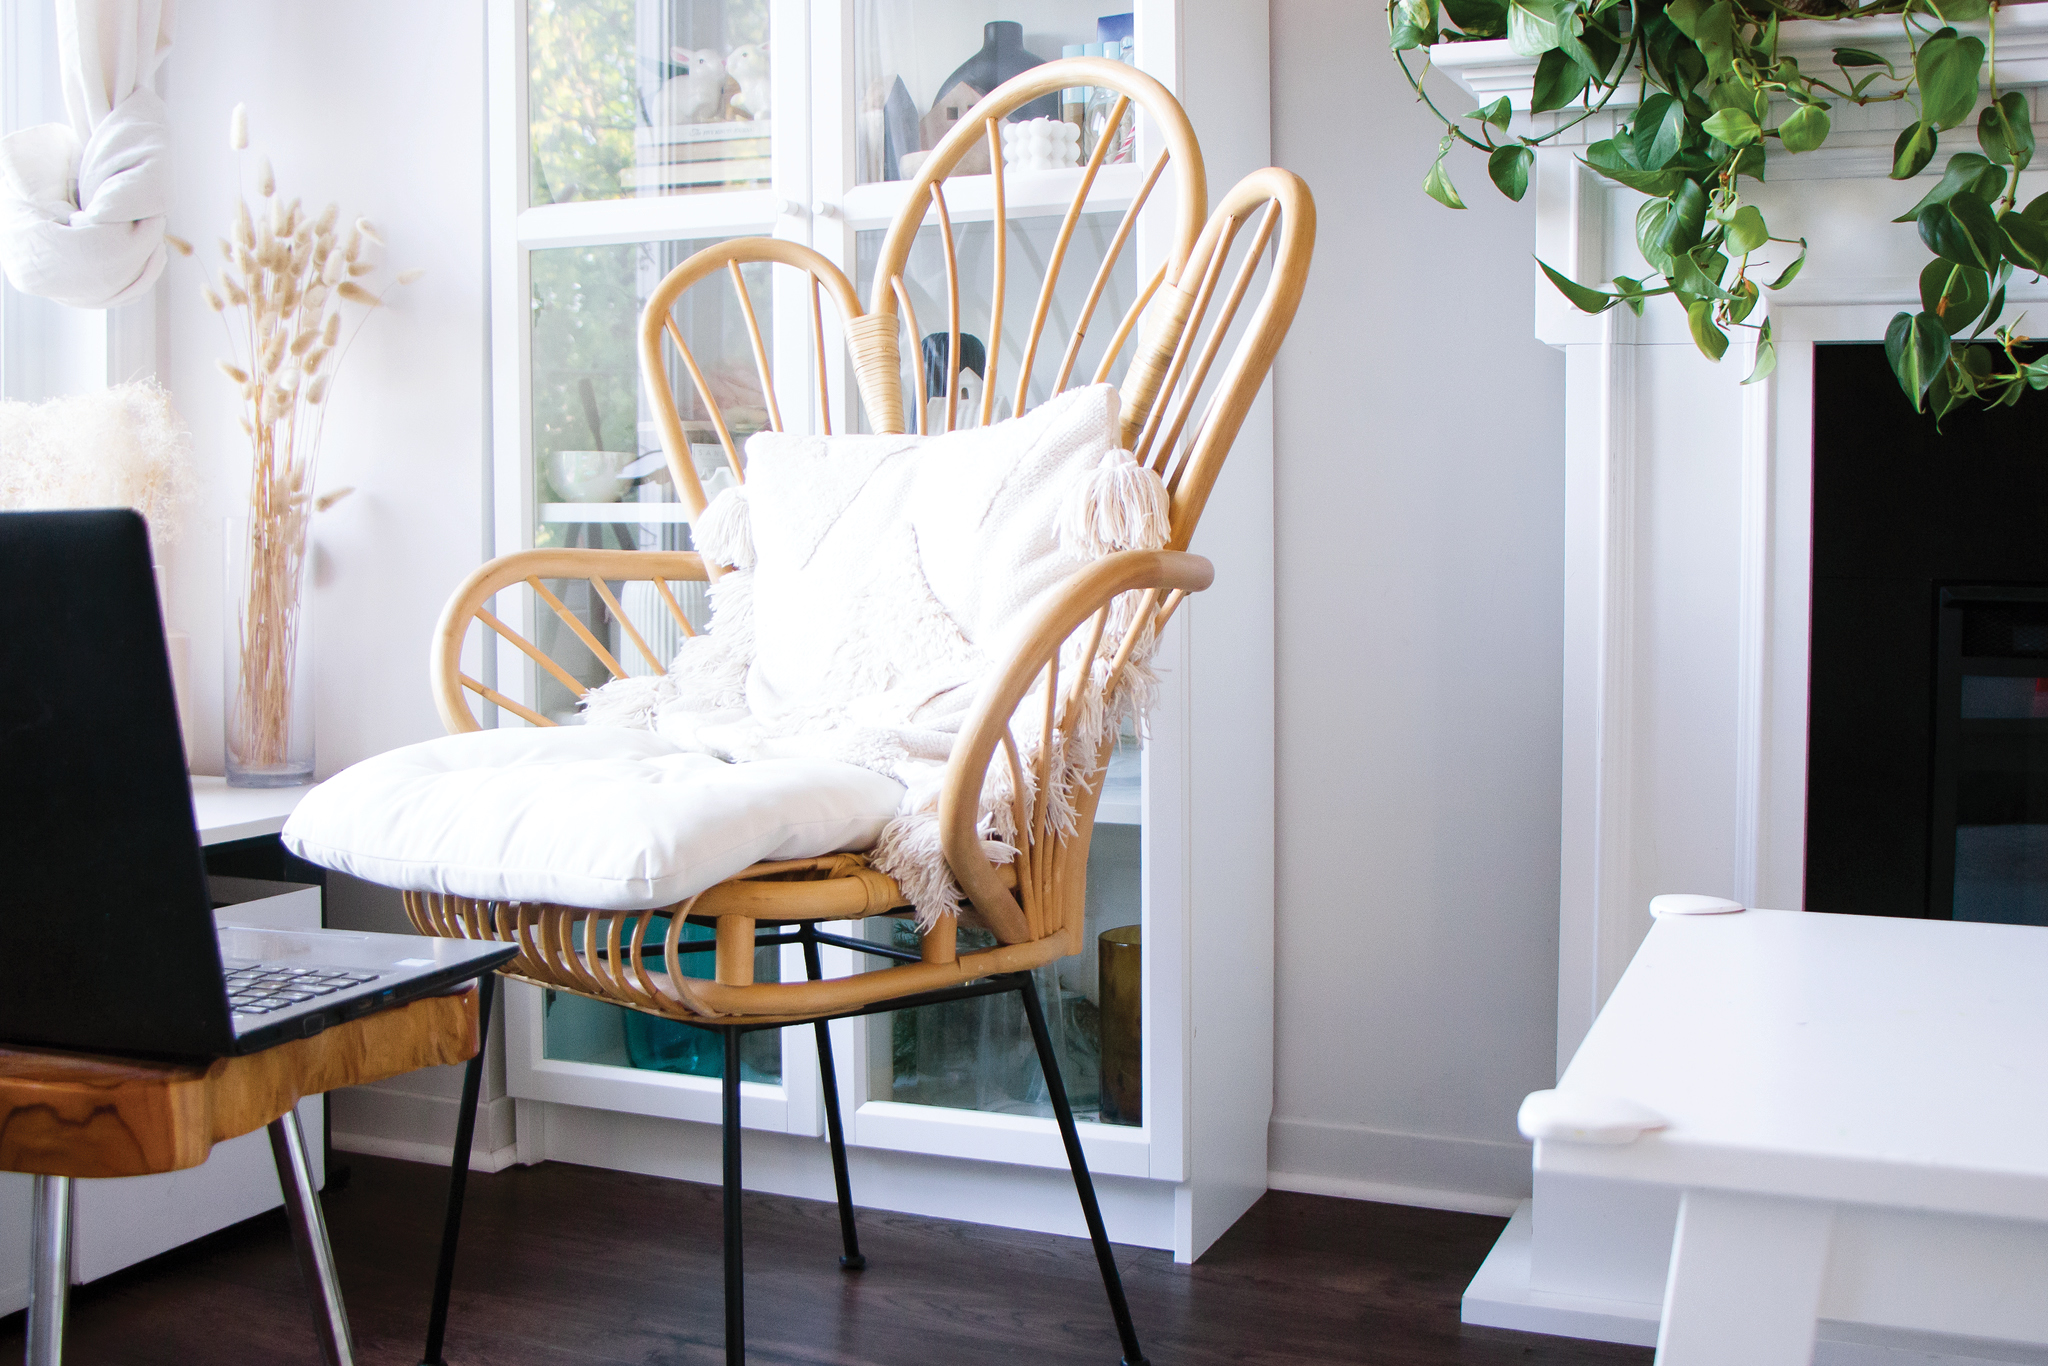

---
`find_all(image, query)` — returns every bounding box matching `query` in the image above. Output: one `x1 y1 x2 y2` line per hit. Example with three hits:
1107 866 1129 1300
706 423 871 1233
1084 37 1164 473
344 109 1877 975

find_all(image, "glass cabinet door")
527 0 776 206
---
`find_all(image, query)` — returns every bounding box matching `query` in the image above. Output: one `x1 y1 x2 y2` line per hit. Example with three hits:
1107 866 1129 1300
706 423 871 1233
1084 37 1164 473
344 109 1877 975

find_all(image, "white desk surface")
1539 908 2048 1222
190 775 315 846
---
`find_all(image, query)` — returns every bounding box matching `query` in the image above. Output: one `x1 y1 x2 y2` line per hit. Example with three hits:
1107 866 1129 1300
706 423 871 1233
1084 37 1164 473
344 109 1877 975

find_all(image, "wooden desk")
1491 909 2048 1365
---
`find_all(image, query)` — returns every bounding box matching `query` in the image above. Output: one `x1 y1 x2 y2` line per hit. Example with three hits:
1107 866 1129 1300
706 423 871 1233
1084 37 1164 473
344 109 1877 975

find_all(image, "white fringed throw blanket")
581 384 1170 927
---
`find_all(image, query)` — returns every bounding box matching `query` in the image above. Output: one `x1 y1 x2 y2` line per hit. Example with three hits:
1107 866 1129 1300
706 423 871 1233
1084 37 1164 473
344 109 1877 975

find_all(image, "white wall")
1264 0 1567 1212
158 1 504 1162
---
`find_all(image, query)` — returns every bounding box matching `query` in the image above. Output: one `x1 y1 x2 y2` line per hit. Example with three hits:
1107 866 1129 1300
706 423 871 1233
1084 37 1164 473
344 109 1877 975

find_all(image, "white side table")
1515 908 2048 1365
191 775 315 846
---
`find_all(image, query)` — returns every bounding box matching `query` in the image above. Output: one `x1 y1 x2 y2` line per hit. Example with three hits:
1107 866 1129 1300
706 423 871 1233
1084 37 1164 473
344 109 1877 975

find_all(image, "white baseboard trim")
329 1086 519 1173
1267 1116 1531 1215
1267 1169 1521 1217
332 1130 521 1173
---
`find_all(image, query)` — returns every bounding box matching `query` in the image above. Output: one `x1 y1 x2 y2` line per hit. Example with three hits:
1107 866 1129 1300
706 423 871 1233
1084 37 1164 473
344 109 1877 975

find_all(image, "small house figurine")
918 80 992 176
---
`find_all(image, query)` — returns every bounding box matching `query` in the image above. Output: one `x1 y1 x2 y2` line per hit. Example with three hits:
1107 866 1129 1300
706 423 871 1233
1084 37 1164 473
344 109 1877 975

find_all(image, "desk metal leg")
270 1107 356 1366
1655 1189 1833 1366
422 972 496 1366
27 1174 71 1366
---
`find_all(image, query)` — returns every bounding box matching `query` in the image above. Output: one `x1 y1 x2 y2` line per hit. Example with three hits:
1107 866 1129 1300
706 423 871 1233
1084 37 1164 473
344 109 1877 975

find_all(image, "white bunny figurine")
653 47 727 124
727 43 770 121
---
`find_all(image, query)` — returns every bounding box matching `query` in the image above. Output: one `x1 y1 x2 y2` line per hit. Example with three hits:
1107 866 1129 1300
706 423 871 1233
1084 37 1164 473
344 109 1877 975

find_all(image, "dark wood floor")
0 1155 1651 1364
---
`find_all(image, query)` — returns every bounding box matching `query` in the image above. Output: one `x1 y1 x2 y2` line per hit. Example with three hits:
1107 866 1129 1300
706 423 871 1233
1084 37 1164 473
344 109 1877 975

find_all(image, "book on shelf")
621 158 771 190
638 137 771 165
634 119 770 149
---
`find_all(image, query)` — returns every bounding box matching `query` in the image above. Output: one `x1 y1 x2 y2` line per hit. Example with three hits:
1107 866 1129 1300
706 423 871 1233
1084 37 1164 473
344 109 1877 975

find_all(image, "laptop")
0 508 514 1059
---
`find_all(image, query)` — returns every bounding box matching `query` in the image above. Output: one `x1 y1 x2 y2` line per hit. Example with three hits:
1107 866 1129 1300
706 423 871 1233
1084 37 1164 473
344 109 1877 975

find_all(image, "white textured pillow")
280 726 904 911
740 383 1123 719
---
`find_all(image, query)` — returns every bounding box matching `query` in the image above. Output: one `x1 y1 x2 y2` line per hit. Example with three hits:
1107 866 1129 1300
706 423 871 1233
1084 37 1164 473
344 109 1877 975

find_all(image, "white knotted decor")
0 0 174 309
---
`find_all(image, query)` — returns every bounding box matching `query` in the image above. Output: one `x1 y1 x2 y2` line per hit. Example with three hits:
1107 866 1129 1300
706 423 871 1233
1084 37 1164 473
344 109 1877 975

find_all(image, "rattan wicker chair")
402 59 1312 1366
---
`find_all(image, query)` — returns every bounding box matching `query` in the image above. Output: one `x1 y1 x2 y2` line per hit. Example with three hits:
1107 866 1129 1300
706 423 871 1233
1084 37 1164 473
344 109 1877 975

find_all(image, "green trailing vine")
1391 0 2048 418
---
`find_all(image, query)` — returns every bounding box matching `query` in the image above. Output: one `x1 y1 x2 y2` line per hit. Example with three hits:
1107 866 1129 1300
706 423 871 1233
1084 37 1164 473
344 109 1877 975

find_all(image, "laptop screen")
0 509 237 1057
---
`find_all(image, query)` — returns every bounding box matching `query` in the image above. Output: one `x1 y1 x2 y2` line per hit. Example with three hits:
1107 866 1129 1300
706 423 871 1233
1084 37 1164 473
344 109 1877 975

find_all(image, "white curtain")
0 0 174 309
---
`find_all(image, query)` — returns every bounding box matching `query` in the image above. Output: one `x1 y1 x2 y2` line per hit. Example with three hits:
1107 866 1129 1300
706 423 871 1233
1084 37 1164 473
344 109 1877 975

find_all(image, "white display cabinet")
486 0 1272 1262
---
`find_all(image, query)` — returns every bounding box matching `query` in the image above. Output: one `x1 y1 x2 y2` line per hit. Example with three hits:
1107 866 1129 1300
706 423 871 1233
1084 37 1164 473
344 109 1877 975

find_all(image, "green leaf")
1893 152 2004 221
1687 299 1730 360
1767 241 1807 289
1637 178 1709 274
1917 31 1986 131
1724 205 1769 254
1974 262 2012 337
1725 276 1760 323
1664 0 1709 38
1732 144 1768 182
1918 258 1989 333
1583 137 1689 196
1669 246 1734 302
1442 0 1509 34
1937 0 1992 21
1691 0 1738 78
1920 193 2002 270
1538 258 1619 314
1424 156 1468 209
1999 209 2048 273
1468 96 1514 131
1507 0 1567 55
1977 91 2035 171
1633 92 1688 170
2024 191 2048 224
1744 317 1777 384
1703 108 1762 147
1885 309 1949 407
1777 103 1831 155
1833 47 1889 68
1391 0 1440 48
1894 121 1939 180
1530 48 1593 112
1489 144 1535 200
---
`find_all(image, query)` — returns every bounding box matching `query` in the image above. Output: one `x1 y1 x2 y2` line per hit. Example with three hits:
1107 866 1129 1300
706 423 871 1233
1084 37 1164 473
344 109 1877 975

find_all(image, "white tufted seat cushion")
280 726 905 911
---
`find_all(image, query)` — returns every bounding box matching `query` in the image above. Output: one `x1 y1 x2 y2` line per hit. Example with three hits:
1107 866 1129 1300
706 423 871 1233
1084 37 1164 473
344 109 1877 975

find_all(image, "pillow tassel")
1058 449 1171 558
693 484 755 569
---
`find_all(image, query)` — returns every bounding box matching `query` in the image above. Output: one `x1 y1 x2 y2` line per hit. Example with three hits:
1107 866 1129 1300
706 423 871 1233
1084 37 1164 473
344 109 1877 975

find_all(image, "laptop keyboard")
225 963 381 1015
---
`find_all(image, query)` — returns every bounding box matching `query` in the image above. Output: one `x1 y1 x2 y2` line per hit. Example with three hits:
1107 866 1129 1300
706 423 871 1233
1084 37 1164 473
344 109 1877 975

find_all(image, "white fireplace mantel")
1444 38 2048 1363
1424 39 2048 1069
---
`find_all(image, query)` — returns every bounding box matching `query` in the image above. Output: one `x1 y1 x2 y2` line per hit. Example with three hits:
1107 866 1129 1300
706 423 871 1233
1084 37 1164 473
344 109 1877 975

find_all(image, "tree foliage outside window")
529 0 639 205
1392 0 2048 420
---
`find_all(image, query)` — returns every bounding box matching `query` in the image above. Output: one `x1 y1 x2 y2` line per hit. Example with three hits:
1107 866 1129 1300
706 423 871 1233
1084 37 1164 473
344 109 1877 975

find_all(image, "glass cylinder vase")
223 515 313 787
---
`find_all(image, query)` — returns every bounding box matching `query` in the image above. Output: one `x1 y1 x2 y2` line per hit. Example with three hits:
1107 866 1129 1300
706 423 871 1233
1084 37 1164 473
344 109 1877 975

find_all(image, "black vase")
938 21 1058 122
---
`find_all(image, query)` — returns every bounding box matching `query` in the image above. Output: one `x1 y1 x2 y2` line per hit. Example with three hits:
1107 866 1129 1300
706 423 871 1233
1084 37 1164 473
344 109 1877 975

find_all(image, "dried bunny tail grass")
305 374 329 405
347 260 374 277
0 381 195 548
322 252 345 285
257 156 274 197
164 234 193 257
218 360 249 384
313 203 337 234
313 486 353 513
396 268 425 285
202 285 224 312
234 199 254 249
355 218 383 246
335 281 379 306
229 103 247 150
321 313 339 346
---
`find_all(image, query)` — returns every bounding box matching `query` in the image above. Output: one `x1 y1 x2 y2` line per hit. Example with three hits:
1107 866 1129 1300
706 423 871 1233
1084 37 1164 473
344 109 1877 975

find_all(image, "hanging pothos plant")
1391 0 2048 419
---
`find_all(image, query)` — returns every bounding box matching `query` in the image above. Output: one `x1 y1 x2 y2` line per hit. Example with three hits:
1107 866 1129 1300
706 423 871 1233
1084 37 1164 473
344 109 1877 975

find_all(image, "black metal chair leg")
722 1026 747 1366
801 926 865 1270
419 972 496 1366
1019 974 1150 1366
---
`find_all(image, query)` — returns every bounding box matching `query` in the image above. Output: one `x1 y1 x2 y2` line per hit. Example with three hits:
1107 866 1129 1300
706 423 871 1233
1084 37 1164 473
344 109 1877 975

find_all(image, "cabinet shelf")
837 161 1147 232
